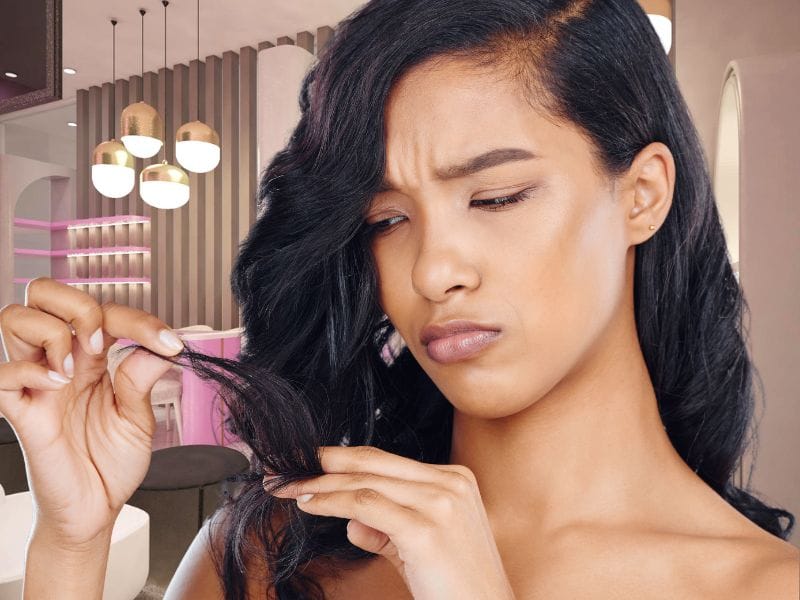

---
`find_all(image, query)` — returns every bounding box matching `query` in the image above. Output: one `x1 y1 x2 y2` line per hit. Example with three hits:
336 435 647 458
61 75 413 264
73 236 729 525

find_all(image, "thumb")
112 347 179 429
346 519 403 569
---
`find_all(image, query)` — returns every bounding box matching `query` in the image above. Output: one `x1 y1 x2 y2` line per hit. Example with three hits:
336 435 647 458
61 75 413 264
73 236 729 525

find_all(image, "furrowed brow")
377 147 538 193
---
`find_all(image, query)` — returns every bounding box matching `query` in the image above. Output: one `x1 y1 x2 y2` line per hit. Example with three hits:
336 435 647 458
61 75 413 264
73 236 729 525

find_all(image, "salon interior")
0 1 798 597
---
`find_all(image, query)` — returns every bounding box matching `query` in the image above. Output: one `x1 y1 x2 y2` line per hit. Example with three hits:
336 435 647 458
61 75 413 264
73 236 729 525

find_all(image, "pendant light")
91 19 135 199
120 9 164 158
139 1 190 209
175 0 220 173
140 160 190 209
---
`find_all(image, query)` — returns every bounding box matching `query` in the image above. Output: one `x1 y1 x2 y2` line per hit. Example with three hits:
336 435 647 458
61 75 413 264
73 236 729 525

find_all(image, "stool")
126 445 250 589
0 418 28 494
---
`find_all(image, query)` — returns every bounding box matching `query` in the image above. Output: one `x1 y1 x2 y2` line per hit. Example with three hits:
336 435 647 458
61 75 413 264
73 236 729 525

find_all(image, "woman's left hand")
265 445 516 600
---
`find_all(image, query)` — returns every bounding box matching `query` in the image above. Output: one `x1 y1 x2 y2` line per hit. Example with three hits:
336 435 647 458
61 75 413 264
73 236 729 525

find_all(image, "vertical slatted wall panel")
112 78 130 307
75 88 89 241
141 71 159 314
187 58 205 326
172 63 189 327
237 45 257 327
221 51 239 328
156 67 173 325
127 75 143 311
204 55 222 328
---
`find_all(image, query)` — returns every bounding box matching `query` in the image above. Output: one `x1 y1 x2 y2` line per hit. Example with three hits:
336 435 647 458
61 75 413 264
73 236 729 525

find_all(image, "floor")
134 404 253 599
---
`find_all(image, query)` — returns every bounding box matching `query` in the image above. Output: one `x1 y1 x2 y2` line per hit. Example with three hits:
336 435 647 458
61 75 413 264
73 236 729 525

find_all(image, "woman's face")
366 58 637 419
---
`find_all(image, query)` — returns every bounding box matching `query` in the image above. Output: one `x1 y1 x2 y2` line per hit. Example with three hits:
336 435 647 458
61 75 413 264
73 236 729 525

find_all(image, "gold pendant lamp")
175 0 220 173
91 19 135 198
120 9 164 158
139 1 190 209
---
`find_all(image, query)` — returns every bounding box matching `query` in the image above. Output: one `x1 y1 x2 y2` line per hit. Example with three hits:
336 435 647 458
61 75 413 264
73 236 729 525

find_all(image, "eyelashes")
366 186 537 236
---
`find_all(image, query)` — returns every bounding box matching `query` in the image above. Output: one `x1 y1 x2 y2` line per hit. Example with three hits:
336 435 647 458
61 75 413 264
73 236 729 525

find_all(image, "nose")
410 214 481 302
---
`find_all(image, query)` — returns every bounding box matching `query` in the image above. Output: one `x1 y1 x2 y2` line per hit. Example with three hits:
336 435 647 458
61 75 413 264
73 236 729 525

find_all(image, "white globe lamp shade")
91 140 135 198
175 121 221 173
120 101 164 158
121 134 164 159
140 161 190 209
648 14 672 54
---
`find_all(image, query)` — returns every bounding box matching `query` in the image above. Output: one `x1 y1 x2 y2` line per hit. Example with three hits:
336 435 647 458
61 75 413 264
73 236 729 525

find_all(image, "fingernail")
297 493 314 503
48 370 71 384
89 328 104 354
63 353 74 378
159 329 184 352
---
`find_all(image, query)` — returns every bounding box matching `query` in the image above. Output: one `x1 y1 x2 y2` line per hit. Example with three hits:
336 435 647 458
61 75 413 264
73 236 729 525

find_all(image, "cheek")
487 192 627 388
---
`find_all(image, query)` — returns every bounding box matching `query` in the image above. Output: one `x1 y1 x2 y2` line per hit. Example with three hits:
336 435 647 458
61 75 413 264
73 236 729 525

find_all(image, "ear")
619 141 675 246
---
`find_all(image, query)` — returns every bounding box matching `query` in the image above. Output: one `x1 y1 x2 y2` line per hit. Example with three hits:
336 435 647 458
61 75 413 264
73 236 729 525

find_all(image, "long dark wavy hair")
126 0 795 597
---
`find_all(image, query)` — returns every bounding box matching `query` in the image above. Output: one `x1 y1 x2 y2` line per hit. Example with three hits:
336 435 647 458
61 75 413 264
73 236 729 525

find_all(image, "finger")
110 347 179 437
346 519 393 556
316 445 451 484
24 277 107 357
0 303 76 379
0 359 71 424
269 472 446 511
99 302 184 357
294 487 424 558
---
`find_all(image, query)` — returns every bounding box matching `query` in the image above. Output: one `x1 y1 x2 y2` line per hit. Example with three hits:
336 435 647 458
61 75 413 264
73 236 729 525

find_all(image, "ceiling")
60 0 367 100
0 0 366 137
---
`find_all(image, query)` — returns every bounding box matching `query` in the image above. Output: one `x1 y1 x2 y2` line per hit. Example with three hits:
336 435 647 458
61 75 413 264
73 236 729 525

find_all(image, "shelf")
14 277 151 285
13 215 150 231
15 246 150 257
14 248 70 257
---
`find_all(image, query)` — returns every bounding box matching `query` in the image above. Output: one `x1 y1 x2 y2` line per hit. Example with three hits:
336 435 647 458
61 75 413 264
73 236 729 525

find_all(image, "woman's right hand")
0 277 185 549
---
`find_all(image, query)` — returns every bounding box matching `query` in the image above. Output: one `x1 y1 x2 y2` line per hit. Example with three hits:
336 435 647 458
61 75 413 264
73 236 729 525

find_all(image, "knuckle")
431 491 458 516
0 303 22 323
74 298 103 327
24 276 50 303
355 487 380 506
449 466 477 490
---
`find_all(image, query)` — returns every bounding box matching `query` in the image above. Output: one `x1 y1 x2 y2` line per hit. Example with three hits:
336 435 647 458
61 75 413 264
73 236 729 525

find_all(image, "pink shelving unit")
13 215 152 298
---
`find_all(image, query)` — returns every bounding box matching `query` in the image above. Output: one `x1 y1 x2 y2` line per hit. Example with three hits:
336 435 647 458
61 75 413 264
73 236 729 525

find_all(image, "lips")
420 320 502 364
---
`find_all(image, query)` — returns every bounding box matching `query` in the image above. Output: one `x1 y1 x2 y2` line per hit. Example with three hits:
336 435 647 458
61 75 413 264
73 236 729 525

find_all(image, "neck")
448 302 702 543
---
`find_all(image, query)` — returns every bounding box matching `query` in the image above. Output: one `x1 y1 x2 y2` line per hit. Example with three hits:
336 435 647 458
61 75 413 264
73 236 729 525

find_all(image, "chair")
0 485 150 600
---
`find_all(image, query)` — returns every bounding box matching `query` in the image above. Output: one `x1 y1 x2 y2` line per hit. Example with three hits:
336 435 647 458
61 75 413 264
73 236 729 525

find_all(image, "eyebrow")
377 147 538 193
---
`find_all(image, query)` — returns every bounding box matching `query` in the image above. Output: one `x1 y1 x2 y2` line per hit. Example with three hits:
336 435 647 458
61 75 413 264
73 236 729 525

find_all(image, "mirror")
0 0 62 114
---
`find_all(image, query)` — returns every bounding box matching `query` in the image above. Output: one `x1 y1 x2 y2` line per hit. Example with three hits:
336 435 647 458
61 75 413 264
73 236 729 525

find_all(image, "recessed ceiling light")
67 121 77 127
4 71 18 78
63 67 77 75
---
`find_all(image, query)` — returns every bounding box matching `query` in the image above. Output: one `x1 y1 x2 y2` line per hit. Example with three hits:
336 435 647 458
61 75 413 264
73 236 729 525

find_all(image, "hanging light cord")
196 0 201 101
140 9 145 80
111 19 117 137
163 1 169 71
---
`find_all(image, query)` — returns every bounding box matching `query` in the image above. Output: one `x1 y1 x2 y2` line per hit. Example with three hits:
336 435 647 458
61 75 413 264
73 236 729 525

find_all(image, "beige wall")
675 0 800 543
675 0 800 161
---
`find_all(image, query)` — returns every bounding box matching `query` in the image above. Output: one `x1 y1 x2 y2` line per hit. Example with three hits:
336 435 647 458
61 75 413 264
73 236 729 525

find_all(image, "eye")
365 186 537 236
471 186 536 210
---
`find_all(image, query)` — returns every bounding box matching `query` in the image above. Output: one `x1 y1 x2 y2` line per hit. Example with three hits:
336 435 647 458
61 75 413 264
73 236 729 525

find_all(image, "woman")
2 0 798 598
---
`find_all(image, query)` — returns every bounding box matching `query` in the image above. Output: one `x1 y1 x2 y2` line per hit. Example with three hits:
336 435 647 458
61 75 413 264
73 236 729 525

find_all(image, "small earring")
648 225 656 230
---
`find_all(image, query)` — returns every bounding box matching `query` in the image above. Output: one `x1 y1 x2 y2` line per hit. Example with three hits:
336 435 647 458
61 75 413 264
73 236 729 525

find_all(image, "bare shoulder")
163 504 282 600
732 533 799 600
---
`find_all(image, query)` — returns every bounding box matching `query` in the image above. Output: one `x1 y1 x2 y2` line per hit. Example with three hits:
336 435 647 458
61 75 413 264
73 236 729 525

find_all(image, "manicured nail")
297 493 314 503
48 370 71 384
159 329 184 352
63 353 74 378
89 328 104 354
